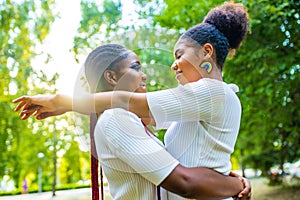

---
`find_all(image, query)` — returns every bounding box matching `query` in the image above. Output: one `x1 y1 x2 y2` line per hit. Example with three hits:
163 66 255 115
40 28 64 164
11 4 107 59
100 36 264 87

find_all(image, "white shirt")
94 108 179 200
146 78 242 200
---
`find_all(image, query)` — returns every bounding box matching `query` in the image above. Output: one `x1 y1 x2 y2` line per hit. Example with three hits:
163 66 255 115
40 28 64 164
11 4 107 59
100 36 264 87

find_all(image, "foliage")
2 0 299 192
0 182 91 196
74 0 300 183
73 0 179 91
0 0 90 192
0 0 56 188
134 0 300 182
153 0 224 31
73 0 122 59
146 0 300 181
224 0 300 179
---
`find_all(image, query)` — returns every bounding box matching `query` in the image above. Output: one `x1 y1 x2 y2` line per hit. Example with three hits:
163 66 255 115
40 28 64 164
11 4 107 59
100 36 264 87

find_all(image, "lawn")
103 177 300 200
1 177 299 200
251 177 300 200
101 177 300 200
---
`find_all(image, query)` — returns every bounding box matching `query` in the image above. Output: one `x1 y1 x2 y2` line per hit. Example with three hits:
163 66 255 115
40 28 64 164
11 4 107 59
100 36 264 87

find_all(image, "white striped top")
147 78 242 200
94 108 179 200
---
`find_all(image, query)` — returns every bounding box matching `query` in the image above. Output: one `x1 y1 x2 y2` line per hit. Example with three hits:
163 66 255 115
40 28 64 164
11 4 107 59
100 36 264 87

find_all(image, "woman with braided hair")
14 2 251 199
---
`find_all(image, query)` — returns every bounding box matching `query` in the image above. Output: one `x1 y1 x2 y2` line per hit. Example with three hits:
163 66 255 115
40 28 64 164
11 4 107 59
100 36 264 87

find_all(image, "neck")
209 69 223 81
201 67 223 81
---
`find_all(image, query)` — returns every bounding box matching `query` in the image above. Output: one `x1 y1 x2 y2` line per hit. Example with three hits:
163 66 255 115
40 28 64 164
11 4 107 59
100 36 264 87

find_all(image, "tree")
147 0 300 181
133 0 300 182
0 0 56 189
73 0 178 92
69 0 300 186
225 0 300 181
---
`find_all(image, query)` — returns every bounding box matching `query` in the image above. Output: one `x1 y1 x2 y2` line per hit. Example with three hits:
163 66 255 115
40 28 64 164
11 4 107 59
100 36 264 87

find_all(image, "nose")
171 61 178 71
141 71 148 81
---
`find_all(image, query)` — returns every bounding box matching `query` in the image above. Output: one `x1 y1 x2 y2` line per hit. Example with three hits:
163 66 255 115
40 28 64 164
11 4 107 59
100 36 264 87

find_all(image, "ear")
103 70 118 86
202 43 214 58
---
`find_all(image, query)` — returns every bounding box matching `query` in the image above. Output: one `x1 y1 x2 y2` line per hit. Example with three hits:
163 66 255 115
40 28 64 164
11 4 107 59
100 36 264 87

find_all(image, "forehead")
117 51 140 66
174 37 202 55
174 39 185 54
174 38 195 55
125 52 139 61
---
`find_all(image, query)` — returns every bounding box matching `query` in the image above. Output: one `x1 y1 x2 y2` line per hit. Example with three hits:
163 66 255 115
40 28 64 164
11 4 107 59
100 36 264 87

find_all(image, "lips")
138 83 147 92
176 71 183 79
140 82 147 90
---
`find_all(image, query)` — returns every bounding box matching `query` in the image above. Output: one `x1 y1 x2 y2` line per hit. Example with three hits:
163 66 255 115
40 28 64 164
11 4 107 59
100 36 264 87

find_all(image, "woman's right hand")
13 94 71 120
230 171 252 200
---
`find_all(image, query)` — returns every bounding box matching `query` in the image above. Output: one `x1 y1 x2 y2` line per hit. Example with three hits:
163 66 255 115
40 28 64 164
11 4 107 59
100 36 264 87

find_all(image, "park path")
0 188 91 200
0 187 112 200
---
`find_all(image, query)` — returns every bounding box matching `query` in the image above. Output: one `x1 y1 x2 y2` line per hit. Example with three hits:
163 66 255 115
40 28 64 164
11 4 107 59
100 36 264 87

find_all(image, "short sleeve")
146 79 226 129
97 108 179 185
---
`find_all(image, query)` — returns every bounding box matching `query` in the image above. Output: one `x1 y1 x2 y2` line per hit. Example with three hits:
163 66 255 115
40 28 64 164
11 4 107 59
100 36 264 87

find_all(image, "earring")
200 61 212 73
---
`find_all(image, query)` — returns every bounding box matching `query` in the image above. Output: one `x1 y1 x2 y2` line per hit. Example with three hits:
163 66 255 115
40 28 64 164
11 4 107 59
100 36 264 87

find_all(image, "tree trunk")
52 126 57 196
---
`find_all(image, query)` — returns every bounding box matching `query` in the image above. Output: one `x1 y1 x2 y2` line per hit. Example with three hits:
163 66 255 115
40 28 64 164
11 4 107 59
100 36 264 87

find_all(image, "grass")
251 177 300 200
1 177 299 200
103 177 300 200
0 184 91 196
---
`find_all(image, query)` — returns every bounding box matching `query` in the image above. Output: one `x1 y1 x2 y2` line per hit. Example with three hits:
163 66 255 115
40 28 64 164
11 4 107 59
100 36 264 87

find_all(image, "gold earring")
200 62 212 73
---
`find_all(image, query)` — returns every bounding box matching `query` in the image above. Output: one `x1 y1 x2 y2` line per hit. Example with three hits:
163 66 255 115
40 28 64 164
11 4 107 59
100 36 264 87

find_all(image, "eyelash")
176 54 182 59
130 64 142 71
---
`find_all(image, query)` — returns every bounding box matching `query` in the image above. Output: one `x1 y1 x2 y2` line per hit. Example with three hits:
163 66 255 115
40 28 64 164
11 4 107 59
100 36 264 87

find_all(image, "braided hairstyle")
84 44 131 93
181 1 249 70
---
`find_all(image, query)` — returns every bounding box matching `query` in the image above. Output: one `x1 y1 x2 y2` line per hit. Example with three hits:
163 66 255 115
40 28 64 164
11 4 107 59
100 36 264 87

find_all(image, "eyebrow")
130 61 141 66
174 48 182 58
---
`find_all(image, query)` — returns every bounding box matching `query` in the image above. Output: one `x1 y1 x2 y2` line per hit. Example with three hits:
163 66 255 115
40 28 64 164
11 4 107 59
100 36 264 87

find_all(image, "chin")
177 77 188 85
178 80 188 85
135 87 147 93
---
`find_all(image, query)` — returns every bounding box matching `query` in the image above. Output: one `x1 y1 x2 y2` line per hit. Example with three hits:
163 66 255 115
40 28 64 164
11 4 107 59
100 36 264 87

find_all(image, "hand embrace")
230 171 252 200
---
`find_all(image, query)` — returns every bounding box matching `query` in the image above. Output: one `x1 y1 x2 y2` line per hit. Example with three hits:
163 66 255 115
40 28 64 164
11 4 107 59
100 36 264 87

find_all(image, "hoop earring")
200 61 212 73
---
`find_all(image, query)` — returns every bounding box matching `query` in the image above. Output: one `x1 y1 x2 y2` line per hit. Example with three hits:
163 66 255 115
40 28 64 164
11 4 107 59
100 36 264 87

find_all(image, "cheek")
181 54 200 67
181 61 202 81
119 73 141 90
181 59 198 73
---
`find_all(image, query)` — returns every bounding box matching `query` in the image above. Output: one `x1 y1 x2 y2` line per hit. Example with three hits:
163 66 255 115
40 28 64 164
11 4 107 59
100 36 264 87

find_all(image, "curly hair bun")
203 1 249 49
